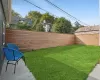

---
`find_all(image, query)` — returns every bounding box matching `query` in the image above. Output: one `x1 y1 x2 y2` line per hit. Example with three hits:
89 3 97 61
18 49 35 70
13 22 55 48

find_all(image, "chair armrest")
7 43 19 51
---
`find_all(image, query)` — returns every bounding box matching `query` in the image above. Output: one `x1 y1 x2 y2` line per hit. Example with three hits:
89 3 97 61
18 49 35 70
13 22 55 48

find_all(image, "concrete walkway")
87 64 100 80
0 59 36 80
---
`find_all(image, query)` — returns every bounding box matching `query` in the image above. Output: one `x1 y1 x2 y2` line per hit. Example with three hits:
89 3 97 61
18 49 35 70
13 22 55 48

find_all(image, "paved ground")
0 59 36 80
87 64 100 80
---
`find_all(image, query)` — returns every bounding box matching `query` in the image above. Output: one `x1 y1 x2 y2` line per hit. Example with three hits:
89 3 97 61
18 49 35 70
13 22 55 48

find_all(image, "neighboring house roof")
1 0 11 23
23 18 32 25
75 26 100 33
11 16 21 24
11 16 32 26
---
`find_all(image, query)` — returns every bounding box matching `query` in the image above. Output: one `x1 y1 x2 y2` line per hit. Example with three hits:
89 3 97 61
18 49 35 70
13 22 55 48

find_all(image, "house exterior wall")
2 0 11 23
0 0 11 74
0 0 5 74
6 29 75 50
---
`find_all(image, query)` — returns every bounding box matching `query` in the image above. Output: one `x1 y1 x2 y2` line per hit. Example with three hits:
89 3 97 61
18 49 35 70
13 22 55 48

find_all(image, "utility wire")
23 0 58 18
44 0 89 26
24 0 89 26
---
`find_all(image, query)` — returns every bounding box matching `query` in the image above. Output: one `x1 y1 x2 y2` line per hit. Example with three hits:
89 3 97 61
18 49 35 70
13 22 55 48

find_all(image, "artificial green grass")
24 45 100 80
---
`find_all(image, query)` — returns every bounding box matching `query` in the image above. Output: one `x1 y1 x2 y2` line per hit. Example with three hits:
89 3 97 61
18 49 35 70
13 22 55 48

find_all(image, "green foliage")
26 11 42 30
52 17 72 33
71 26 79 33
74 21 81 28
17 22 30 30
71 21 85 33
11 10 81 33
26 11 42 19
40 13 54 23
36 23 44 32
12 10 21 17
25 45 100 80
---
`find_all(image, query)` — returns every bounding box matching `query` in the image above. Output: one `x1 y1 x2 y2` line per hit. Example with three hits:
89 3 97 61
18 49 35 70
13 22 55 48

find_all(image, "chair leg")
14 63 17 74
16 61 18 65
22 56 26 65
5 61 9 72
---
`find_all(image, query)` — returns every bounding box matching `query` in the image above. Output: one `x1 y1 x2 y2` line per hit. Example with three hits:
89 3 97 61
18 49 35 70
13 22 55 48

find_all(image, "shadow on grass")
26 57 88 80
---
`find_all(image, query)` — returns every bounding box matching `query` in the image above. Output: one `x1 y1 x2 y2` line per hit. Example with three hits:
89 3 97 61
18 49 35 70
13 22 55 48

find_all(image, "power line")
24 0 89 26
23 0 58 18
44 0 89 26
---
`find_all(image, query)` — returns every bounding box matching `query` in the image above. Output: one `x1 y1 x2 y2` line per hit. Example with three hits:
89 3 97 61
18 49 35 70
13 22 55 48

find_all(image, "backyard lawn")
24 45 100 80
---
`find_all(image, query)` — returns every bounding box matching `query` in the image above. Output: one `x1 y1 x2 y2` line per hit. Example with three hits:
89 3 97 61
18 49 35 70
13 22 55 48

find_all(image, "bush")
17 22 31 30
36 23 44 32
52 17 72 33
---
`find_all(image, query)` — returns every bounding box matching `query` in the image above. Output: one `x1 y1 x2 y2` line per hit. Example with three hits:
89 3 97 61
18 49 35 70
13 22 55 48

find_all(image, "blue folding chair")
7 43 25 63
3 47 26 73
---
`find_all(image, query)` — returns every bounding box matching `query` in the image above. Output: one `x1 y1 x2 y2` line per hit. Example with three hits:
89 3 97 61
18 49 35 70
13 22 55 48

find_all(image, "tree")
26 11 42 20
74 21 81 28
52 17 72 33
72 21 85 33
36 23 44 32
12 10 21 17
40 13 54 24
71 27 78 33
17 22 30 30
26 11 42 29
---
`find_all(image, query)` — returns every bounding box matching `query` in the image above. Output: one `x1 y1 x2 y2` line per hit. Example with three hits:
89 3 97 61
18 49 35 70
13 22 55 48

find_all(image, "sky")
12 0 100 26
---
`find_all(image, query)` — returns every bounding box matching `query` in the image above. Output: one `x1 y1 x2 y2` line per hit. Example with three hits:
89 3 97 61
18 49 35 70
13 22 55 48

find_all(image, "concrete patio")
0 59 36 80
87 64 100 80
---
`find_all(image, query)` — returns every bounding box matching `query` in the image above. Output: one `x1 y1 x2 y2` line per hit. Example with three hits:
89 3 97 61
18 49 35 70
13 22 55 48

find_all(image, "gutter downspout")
0 0 5 75
99 27 100 46
99 0 100 46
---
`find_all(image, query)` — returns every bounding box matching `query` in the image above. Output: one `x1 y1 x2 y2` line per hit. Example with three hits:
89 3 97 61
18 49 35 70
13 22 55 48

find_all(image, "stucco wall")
6 29 75 50
75 31 99 46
